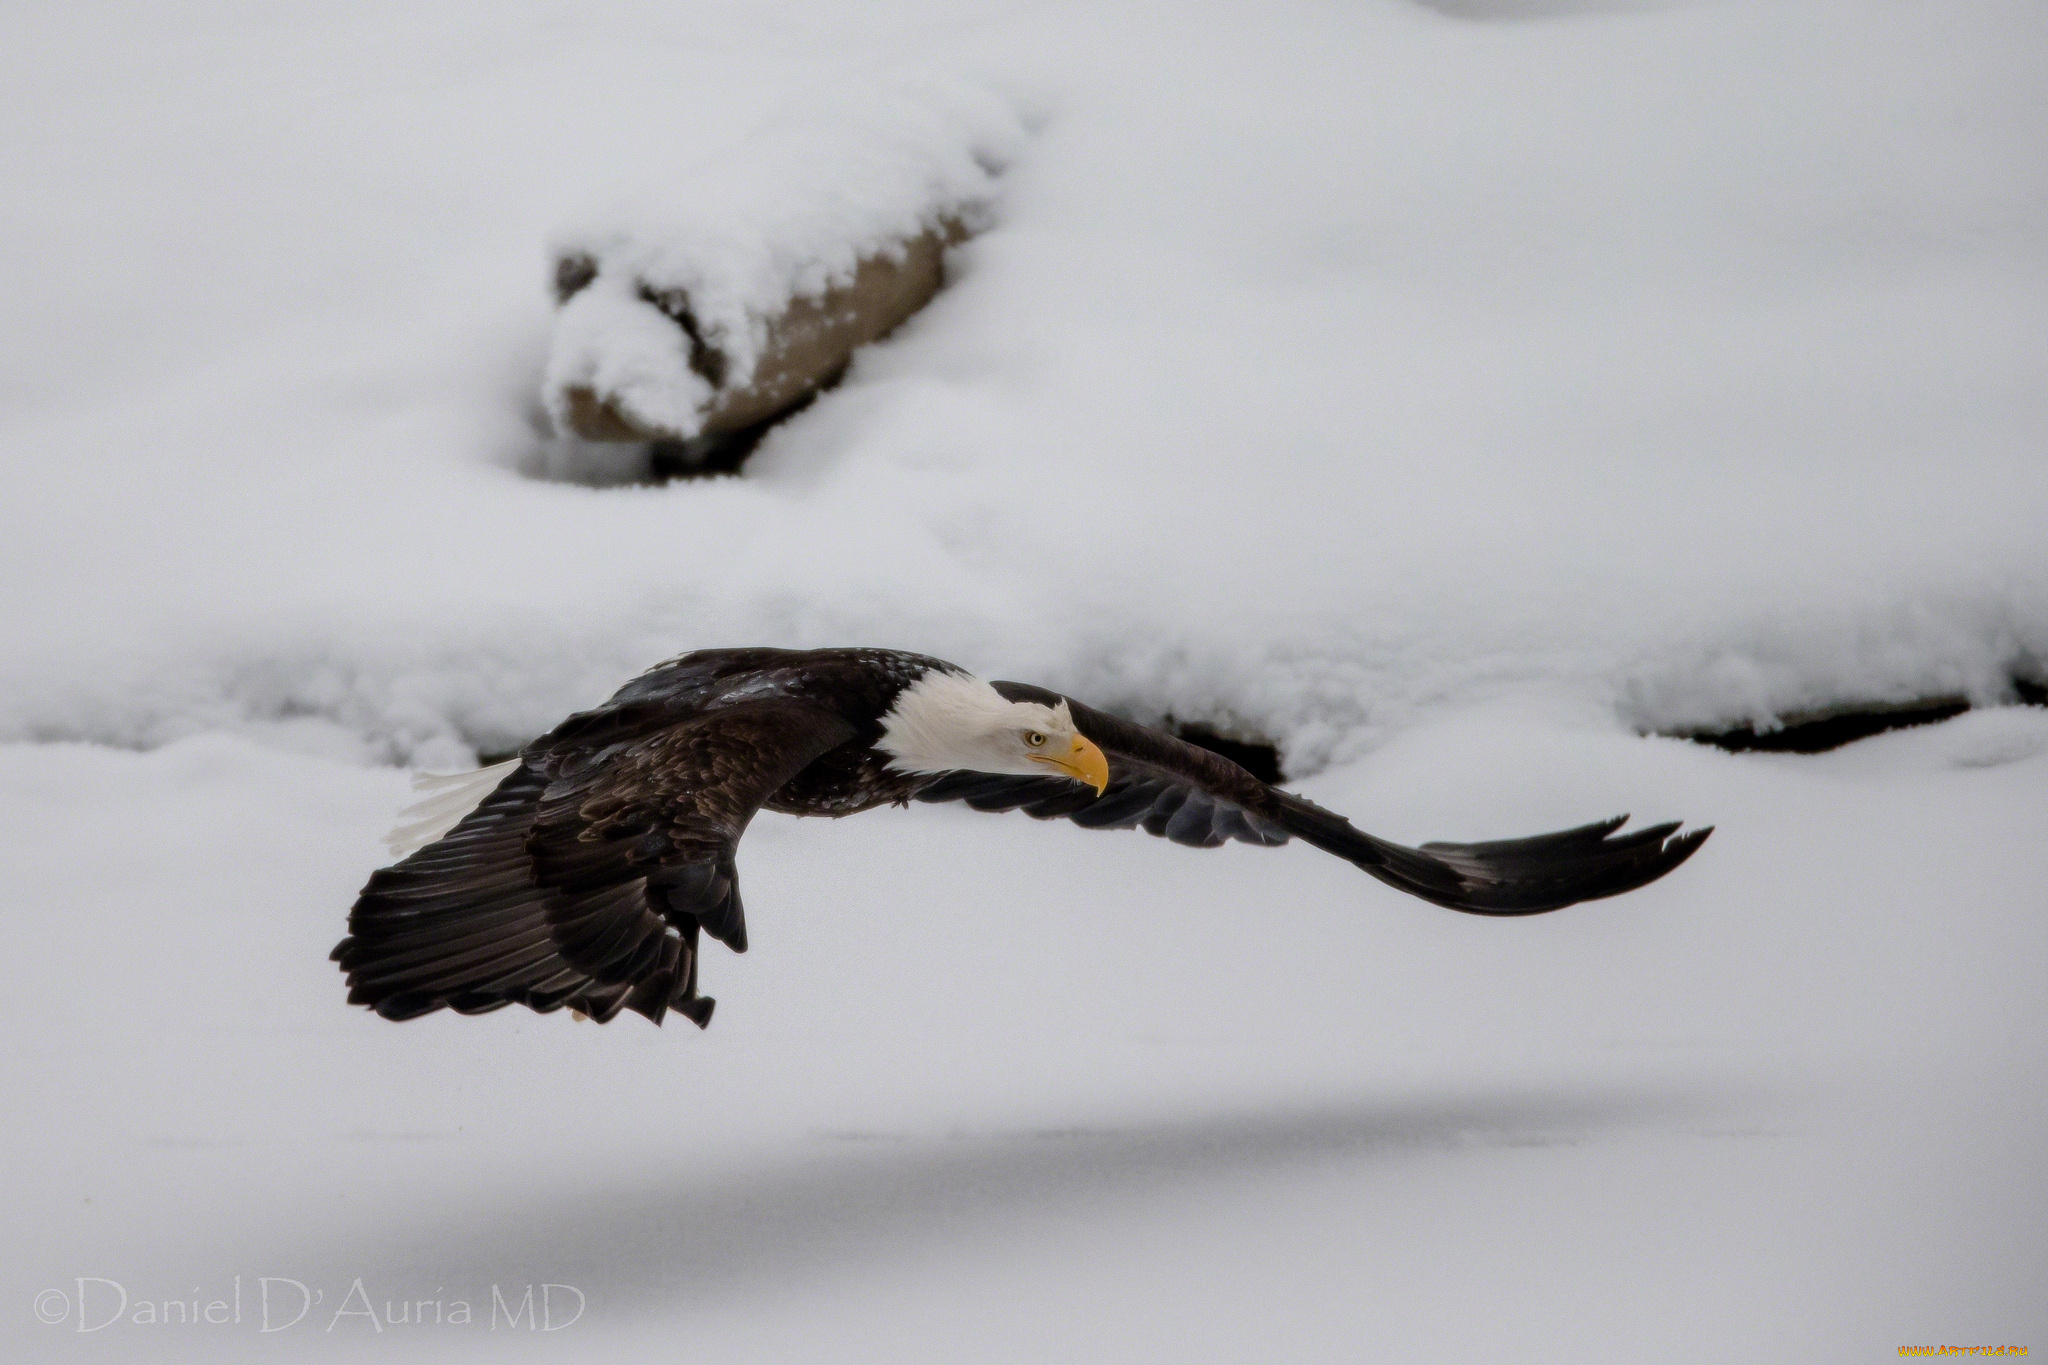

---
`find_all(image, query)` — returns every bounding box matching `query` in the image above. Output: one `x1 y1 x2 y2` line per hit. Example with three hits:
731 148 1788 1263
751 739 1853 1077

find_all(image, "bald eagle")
333 648 1708 1027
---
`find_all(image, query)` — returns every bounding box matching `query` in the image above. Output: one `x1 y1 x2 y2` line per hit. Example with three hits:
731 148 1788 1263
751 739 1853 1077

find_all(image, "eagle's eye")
1025 731 1048 748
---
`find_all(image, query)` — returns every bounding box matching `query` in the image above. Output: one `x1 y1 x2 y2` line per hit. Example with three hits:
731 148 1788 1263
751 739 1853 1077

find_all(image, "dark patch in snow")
1171 722 1285 783
552 253 597 305
1686 698 1972 754
646 372 842 482
1678 678 2046 754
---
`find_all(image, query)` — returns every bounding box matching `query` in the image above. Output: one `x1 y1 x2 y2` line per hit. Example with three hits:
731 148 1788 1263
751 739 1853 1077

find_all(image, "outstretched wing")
914 682 1709 916
914 685 1293 849
333 697 854 1025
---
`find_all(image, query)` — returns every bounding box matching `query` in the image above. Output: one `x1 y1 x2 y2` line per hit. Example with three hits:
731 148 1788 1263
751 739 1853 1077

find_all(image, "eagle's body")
599 646 940 818
334 648 1708 1028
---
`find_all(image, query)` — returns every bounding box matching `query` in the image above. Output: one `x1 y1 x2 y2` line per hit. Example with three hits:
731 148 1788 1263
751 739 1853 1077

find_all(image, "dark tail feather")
1273 798 1710 915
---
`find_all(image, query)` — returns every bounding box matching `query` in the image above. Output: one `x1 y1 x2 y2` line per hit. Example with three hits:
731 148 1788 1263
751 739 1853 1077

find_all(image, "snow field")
3 706 2043 1359
4 0 2046 1357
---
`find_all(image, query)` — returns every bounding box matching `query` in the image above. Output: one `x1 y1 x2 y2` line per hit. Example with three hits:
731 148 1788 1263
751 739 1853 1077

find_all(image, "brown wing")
333 698 854 1025
914 682 1710 916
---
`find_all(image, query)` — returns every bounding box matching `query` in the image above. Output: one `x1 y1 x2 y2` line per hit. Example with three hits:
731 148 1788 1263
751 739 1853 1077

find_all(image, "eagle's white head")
876 671 1110 791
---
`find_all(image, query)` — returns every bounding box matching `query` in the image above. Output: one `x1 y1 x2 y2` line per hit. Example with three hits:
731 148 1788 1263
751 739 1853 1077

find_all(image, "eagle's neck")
874 670 1015 775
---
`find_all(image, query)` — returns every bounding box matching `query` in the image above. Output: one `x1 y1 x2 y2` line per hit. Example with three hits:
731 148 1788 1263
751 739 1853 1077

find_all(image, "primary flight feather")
333 648 1709 1027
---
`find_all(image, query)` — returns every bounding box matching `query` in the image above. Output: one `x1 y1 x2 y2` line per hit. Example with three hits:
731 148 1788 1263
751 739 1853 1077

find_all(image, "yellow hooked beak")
1031 733 1110 795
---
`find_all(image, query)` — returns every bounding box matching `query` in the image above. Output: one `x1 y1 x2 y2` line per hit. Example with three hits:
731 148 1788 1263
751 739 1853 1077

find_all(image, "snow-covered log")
542 82 1026 448
550 219 963 445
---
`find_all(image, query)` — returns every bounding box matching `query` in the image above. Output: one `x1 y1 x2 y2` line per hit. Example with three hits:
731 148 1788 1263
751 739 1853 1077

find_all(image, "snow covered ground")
4 0 2044 1359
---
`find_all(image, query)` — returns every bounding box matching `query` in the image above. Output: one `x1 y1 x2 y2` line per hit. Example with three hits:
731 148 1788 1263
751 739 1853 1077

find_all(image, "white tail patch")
385 759 521 858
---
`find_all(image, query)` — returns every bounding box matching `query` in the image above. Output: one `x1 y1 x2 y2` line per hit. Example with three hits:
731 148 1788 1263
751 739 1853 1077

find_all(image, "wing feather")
333 695 854 1025
912 681 1709 915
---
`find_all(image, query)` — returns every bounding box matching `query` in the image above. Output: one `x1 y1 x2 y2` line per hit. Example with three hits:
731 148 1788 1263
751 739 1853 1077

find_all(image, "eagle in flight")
334 648 1709 1028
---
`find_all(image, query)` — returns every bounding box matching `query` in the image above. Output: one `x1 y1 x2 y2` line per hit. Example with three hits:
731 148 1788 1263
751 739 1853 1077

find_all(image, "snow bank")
1 0 2044 773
